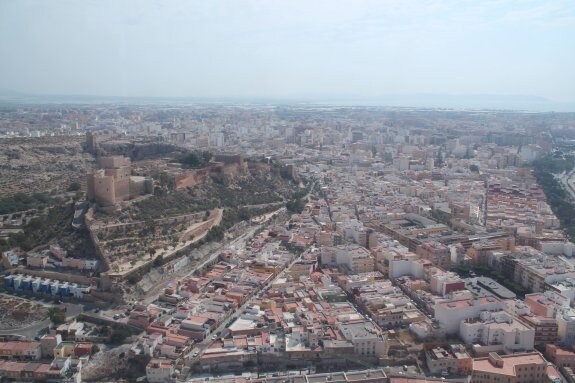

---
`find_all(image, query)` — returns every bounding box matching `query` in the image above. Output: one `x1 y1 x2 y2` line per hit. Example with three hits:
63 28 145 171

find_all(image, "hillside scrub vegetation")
0 192 54 215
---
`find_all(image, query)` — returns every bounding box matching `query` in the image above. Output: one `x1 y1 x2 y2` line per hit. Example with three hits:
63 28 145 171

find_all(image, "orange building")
546 344 575 369
471 352 547 383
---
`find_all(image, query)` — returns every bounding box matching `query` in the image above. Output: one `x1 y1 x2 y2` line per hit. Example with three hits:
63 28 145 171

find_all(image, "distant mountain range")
0 89 573 112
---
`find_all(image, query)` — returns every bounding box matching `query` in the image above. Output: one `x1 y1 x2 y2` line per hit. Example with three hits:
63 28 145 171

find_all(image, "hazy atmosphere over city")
1 0 575 109
2 2 575 383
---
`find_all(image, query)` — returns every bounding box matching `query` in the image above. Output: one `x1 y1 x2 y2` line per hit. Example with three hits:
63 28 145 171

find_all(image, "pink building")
524 292 568 318
27 254 48 268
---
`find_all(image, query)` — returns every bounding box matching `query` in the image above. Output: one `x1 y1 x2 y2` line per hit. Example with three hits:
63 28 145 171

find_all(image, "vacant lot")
0 294 48 330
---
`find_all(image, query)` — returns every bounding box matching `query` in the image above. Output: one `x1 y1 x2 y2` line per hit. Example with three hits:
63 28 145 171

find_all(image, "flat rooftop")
473 353 546 377
465 277 516 300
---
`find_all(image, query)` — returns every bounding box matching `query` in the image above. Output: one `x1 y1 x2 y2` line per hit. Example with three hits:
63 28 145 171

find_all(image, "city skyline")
2 99 575 382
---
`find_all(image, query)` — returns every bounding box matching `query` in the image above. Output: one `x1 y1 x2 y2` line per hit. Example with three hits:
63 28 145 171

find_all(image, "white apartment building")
434 296 505 334
460 311 535 353
557 308 575 346
339 322 387 357
209 132 224 148
389 258 427 279
320 245 375 274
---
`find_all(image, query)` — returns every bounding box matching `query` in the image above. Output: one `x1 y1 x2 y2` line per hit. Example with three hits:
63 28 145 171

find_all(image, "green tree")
469 164 479 173
48 307 66 325
0 192 53 215
158 172 175 190
153 254 164 267
111 328 131 344
0 238 8 253
67 182 81 192
286 198 306 214
202 151 213 164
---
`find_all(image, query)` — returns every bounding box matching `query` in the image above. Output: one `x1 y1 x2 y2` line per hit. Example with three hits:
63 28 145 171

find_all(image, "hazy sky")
1 0 574 102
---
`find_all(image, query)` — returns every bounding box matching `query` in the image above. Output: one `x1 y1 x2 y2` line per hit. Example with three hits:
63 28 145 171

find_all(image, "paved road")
0 318 51 339
560 169 575 201
241 201 286 210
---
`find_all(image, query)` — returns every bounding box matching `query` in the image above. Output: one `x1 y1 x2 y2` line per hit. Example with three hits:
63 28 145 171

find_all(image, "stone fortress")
87 156 152 207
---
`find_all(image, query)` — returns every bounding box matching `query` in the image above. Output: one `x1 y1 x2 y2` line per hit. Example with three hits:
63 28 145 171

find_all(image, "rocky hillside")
126 164 302 220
